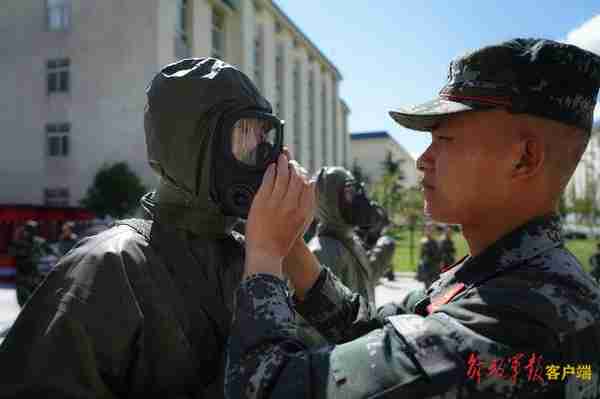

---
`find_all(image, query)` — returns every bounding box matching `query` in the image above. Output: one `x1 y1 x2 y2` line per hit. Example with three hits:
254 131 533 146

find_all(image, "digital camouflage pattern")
590 248 600 283
309 167 376 309
226 214 600 398
0 58 270 398
389 38 600 132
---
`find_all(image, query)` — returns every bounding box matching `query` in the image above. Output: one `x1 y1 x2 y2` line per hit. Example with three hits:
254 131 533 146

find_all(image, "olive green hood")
143 58 271 237
315 166 355 237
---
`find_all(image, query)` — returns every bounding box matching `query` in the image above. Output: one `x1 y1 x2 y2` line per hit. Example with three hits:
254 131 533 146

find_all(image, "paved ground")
0 273 423 345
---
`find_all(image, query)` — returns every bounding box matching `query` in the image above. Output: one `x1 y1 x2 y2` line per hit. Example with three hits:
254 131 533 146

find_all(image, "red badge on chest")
426 282 466 314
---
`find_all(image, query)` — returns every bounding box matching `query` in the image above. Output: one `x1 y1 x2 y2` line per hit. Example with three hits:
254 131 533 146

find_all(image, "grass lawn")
391 228 598 274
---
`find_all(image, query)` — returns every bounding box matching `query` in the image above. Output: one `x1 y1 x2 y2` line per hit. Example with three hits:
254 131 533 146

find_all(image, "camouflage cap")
389 38 600 132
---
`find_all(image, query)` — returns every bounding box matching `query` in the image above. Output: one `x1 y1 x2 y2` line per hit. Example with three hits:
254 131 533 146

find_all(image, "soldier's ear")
511 137 544 179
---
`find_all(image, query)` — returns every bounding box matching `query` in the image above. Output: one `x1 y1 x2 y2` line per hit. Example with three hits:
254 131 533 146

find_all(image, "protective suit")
358 204 397 282
0 58 282 398
308 167 380 309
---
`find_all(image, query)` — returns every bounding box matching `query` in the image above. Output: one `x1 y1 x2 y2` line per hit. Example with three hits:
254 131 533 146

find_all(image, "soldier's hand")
244 153 316 279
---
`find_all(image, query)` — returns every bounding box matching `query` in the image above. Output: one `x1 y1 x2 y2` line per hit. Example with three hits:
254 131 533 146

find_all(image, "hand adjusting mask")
212 109 284 218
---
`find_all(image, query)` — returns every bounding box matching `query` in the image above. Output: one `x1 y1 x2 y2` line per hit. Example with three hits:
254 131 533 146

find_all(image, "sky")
275 1 600 160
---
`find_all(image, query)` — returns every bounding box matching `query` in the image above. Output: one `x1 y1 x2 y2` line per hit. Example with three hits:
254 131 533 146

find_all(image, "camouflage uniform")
226 214 600 398
8 231 51 307
417 236 441 289
590 247 600 283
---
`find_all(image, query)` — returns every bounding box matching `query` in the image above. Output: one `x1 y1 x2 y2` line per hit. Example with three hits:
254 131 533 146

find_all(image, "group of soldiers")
7 220 78 307
417 223 457 288
1 37 600 398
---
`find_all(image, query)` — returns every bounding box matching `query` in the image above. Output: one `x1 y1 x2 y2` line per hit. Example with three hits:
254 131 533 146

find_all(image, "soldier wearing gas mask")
0 58 284 398
308 167 382 310
357 203 397 282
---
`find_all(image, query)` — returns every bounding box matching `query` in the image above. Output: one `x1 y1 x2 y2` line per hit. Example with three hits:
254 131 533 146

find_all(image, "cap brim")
388 98 477 132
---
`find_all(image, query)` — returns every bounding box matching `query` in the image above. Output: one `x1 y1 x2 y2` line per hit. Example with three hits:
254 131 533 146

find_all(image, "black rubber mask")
339 181 380 228
212 109 284 218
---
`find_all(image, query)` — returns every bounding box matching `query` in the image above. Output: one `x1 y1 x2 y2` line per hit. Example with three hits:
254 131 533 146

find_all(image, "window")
46 123 70 157
47 58 70 94
254 24 263 91
293 61 302 164
44 187 70 206
47 0 70 31
211 8 225 59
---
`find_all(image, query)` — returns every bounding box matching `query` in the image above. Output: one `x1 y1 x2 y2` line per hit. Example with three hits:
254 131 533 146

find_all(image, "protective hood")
315 167 355 237
144 58 272 236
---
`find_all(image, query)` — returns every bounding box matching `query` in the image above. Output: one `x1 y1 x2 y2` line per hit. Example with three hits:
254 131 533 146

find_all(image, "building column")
191 0 211 58
254 8 275 102
295 46 309 168
280 29 294 151
239 0 256 77
312 59 322 171
156 0 178 67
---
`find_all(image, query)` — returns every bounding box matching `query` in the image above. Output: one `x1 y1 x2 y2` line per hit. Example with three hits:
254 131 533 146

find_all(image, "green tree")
81 162 147 218
371 151 405 221
398 187 425 267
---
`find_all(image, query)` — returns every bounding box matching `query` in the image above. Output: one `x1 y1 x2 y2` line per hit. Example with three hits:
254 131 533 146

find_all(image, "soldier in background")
416 223 441 289
57 221 79 256
358 203 397 281
8 220 53 307
439 225 457 268
308 166 382 310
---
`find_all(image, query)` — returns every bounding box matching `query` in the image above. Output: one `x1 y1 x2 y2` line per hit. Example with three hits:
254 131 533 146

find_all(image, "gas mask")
339 180 380 228
212 108 284 218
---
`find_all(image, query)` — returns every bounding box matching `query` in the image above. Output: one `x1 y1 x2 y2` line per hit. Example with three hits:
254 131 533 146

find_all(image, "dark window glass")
61 135 69 155
48 136 60 156
59 70 69 91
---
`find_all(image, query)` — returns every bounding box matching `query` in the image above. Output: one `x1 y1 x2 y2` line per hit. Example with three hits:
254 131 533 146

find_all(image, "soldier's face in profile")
416 109 518 225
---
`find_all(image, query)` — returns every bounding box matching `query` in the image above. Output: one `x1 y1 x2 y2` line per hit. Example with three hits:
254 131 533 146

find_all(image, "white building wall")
567 128 600 204
0 0 159 206
0 0 349 206
350 136 418 188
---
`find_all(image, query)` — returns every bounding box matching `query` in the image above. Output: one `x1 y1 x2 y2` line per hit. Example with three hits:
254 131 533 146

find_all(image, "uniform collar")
457 213 563 282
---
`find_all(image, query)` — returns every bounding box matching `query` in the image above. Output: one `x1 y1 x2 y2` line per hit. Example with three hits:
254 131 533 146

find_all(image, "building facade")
349 131 419 188
566 124 600 214
0 0 350 207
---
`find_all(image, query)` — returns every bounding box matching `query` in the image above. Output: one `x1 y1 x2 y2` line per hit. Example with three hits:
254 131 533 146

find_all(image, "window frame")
46 0 71 31
46 123 70 157
47 58 70 94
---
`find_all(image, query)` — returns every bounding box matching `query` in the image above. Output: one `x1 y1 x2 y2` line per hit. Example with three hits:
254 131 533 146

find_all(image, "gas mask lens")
231 117 278 167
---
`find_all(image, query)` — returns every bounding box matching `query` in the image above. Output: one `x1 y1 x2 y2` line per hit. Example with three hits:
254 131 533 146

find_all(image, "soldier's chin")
424 202 456 224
